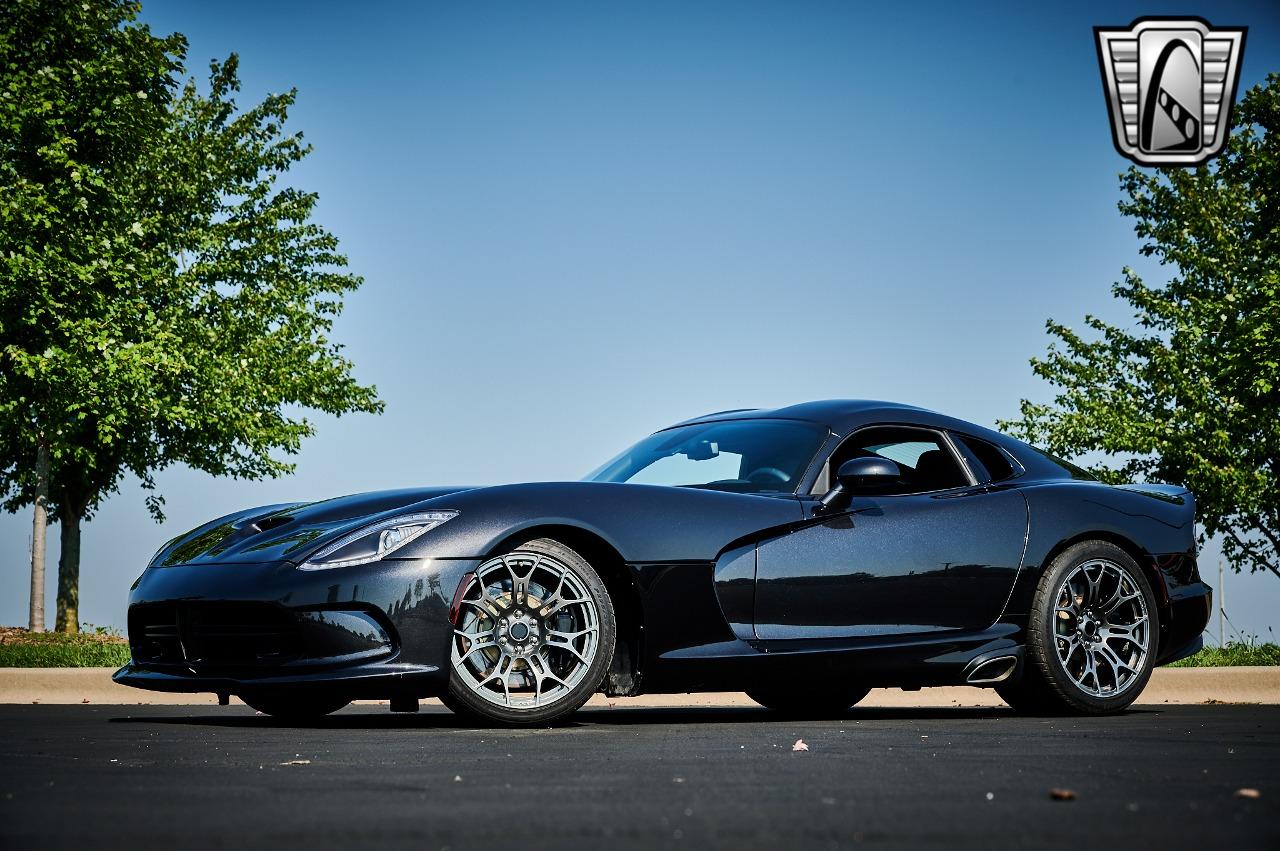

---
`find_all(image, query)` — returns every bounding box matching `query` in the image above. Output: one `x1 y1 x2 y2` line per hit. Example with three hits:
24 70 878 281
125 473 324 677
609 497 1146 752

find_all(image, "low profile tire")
242 695 351 719
1002 540 1159 716
445 538 617 726
747 686 871 717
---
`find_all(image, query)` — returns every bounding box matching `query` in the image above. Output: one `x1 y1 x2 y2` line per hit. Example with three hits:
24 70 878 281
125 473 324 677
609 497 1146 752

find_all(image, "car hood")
152 487 475 567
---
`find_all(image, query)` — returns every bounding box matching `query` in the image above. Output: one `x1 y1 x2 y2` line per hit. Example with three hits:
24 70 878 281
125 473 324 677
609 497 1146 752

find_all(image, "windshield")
585 420 828 494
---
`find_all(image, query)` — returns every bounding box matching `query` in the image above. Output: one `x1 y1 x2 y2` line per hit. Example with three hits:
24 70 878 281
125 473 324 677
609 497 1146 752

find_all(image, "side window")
824 426 970 495
955 434 1017 483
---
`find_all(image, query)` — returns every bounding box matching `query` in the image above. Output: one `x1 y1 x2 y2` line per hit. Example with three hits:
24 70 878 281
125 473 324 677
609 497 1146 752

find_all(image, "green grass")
0 627 131 668
1169 642 1280 667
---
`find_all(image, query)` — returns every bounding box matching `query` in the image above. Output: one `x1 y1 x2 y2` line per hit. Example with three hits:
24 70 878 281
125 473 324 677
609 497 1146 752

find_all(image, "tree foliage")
1004 74 1280 579
0 0 383 629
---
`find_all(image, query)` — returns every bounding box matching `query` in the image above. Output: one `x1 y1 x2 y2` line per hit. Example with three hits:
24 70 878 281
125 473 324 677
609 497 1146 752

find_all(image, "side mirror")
835 456 901 489
817 456 902 512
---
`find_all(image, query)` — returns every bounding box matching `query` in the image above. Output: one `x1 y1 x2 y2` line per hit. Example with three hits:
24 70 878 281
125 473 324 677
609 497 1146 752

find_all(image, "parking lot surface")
1 703 1275 850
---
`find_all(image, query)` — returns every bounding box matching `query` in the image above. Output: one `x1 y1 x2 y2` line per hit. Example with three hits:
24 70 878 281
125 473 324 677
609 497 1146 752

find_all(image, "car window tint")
1027 447 1098 481
828 426 968 494
586 420 828 494
627 448 744 486
956 435 1017 482
862 441 937 468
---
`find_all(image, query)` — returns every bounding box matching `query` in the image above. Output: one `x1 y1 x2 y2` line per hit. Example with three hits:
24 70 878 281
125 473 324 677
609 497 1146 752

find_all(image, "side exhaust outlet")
965 655 1019 685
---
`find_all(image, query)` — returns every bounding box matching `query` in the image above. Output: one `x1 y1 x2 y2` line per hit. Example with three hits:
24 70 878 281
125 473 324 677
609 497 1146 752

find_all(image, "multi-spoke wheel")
443 538 616 725
999 540 1159 715
1051 558 1151 696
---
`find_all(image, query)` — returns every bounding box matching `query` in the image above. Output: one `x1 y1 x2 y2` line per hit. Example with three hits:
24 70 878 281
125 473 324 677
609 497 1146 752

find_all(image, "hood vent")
246 515 293 535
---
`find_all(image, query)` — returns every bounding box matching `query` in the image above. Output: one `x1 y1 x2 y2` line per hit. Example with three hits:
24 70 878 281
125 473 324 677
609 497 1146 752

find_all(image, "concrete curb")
2 666 1277 707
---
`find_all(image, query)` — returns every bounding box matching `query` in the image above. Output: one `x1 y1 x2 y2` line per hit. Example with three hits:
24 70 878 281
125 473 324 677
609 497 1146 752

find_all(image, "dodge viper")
115 400 1210 724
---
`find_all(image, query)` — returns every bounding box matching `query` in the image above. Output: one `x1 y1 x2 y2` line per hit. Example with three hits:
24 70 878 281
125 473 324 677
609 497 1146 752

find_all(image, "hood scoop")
244 515 294 535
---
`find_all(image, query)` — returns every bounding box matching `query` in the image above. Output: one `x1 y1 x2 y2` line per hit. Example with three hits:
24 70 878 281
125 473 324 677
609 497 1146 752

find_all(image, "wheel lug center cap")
496 612 540 655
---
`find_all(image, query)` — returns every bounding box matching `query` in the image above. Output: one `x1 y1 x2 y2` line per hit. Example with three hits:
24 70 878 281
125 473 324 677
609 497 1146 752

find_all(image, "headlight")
299 511 458 570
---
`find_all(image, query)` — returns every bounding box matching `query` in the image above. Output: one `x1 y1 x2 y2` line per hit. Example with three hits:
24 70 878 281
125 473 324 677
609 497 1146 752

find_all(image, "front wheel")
445 538 617 726
747 686 871 717
1004 540 1159 715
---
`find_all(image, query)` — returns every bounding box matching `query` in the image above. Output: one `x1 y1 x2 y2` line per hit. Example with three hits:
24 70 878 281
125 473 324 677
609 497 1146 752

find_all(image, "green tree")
1004 74 1280 580
0 0 382 631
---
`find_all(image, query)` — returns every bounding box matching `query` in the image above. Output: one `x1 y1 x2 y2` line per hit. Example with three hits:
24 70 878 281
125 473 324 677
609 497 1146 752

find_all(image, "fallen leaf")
792 739 810 752
1234 788 1261 799
1049 788 1077 801
278 759 311 766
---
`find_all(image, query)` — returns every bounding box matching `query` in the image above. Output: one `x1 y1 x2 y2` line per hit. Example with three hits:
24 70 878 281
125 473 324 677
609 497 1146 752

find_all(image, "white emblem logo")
1095 18 1246 166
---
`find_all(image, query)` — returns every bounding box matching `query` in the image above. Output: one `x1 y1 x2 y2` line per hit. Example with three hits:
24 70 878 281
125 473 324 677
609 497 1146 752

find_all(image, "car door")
753 425 1028 641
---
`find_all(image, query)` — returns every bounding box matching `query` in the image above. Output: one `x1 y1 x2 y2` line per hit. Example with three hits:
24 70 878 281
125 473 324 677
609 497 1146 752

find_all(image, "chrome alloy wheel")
451 551 601 710
1052 558 1151 697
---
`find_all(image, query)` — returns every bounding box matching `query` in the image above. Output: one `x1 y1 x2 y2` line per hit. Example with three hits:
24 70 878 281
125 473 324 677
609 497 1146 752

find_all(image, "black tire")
444 538 616 726
1004 540 1160 716
747 686 871 718
242 694 350 719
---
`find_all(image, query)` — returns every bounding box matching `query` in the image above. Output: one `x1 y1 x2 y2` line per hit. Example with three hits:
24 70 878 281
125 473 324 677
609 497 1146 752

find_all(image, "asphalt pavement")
0 703 1275 850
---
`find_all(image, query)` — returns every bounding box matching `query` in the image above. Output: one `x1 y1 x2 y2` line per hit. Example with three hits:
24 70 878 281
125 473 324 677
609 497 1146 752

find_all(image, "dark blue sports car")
115 400 1210 724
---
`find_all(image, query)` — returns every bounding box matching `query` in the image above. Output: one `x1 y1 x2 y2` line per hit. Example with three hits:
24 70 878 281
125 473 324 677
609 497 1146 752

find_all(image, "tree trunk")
55 507 82 634
27 444 50 633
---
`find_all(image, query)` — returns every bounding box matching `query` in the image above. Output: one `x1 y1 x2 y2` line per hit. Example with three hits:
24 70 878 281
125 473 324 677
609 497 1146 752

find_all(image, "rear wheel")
242 695 350 719
445 538 616 726
747 686 871 717
1003 540 1159 715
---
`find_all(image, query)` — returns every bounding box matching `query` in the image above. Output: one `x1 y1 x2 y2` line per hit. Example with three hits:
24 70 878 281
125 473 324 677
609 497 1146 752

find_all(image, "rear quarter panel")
1006 479 1205 658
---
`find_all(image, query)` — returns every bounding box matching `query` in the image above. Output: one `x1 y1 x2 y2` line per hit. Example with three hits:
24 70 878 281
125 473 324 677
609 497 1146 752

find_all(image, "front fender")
395 482 806 563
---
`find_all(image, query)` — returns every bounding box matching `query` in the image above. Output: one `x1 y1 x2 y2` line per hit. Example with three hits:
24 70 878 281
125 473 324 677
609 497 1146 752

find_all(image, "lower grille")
129 602 302 668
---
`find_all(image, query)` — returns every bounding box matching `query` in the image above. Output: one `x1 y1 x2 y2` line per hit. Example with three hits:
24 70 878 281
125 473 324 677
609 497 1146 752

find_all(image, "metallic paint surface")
116 400 1211 703
753 488 1028 640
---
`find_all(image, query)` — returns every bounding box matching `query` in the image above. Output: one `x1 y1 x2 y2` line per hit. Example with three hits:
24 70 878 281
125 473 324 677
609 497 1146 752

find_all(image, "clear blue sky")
3 0 1278 642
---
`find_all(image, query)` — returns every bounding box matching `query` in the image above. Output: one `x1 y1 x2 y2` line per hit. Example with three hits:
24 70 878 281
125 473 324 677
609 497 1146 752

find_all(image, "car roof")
664 400 1084 482
670 399 1017 442
671 399 930 431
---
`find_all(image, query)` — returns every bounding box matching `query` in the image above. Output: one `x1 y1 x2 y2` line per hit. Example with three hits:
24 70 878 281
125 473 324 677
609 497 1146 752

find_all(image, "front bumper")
113 660 443 699
116 556 478 700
